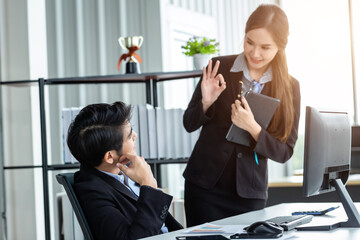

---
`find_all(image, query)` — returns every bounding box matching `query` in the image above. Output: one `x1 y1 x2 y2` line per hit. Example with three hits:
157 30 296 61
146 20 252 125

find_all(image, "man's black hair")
67 101 132 167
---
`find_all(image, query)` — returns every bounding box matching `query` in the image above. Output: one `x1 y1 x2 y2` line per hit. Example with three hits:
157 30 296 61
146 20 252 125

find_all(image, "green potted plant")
181 36 220 69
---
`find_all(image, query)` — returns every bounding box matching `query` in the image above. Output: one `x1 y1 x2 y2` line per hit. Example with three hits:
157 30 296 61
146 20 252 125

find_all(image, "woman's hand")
116 152 157 189
231 97 262 141
201 60 226 113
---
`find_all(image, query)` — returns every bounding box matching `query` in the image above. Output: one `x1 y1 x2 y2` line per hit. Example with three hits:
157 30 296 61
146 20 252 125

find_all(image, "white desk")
141 202 360 240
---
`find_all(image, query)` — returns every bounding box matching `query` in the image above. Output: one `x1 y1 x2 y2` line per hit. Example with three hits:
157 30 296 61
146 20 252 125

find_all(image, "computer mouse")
246 221 284 234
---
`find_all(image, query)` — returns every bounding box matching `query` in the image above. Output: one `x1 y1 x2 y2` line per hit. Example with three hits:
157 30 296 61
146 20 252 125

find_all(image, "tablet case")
226 92 280 146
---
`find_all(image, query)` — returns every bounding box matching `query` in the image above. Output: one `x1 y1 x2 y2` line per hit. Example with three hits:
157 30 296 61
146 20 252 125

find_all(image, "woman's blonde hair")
245 4 295 142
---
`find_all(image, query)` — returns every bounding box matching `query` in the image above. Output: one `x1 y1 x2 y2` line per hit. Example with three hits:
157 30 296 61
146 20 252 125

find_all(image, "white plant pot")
193 54 212 70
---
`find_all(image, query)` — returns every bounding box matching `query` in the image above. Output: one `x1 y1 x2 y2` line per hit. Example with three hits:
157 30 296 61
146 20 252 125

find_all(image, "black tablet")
226 92 280 147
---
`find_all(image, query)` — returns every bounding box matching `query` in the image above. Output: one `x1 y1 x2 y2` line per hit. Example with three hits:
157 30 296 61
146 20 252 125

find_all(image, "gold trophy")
117 36 143 74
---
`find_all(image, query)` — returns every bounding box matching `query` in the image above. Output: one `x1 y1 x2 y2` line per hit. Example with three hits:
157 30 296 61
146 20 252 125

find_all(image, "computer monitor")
351 126 360 173
299 106 360 230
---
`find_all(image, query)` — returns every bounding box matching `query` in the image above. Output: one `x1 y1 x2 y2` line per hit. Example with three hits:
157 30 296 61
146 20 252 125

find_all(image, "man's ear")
103 150 116 164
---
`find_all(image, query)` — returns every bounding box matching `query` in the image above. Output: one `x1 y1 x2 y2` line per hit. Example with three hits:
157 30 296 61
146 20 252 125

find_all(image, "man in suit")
67 101 182 240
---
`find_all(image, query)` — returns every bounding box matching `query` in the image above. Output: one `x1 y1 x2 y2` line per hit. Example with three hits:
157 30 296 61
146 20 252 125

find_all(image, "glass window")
350 0 360 124
281 0 354 172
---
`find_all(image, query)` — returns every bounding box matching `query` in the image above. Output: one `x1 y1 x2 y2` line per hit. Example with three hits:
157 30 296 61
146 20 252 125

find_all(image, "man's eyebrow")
128 127 133 138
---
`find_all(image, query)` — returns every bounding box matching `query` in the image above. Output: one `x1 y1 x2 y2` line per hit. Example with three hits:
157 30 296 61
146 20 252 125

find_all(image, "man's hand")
201 60 226 113
116 153 157 189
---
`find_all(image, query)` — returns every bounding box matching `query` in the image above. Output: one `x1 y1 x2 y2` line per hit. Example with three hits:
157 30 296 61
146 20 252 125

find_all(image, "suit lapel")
260 81 271 96
107 177 139 201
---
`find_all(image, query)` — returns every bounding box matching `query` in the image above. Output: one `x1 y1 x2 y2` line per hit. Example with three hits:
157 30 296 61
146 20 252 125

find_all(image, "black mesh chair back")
56 173 94 240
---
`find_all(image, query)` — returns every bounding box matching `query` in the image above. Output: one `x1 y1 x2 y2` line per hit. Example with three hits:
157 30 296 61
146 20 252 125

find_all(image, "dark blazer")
74 165 183 240
183 54 301 200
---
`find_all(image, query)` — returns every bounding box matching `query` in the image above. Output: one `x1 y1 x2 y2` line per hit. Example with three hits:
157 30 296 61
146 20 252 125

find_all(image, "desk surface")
141 202 360 240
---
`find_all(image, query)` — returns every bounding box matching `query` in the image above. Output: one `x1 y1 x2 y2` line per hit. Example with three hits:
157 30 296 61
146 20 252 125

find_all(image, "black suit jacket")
183 54 301 200
74 165 183 240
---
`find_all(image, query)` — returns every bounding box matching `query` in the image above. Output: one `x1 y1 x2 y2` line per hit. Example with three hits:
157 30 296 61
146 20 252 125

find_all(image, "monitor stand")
297 178 360 231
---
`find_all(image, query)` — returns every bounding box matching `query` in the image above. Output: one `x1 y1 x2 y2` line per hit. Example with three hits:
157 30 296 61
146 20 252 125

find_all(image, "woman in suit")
183 4 301 227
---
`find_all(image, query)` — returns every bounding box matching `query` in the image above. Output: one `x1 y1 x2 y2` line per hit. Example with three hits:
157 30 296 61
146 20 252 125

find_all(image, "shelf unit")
0 70 201 240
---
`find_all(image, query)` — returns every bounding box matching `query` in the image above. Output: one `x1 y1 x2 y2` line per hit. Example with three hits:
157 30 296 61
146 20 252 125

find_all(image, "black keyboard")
266 215 313 231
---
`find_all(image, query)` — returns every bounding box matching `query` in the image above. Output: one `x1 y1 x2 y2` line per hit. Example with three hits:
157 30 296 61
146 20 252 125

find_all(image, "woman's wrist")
248 122 262 141
201 98 212 113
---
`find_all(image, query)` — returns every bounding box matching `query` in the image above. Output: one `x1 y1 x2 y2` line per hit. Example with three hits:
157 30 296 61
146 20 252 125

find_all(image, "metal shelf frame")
0 70 201 240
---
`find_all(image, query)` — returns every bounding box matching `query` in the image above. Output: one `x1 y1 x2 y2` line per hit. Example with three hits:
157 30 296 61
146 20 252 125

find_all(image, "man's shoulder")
74 167 110 192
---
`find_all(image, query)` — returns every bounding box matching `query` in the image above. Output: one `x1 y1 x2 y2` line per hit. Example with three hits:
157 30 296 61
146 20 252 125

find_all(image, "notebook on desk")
226 92 280 147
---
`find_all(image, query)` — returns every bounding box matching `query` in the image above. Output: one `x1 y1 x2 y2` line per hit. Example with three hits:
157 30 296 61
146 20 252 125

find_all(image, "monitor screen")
299 106 360 230
351 126 360 173
303 106 351 197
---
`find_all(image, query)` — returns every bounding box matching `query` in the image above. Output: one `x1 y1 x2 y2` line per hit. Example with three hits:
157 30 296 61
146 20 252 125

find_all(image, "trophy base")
126 62 140 74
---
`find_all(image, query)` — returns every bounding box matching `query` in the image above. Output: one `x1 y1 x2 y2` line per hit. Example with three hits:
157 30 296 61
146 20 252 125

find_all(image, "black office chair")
56 173 94 240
